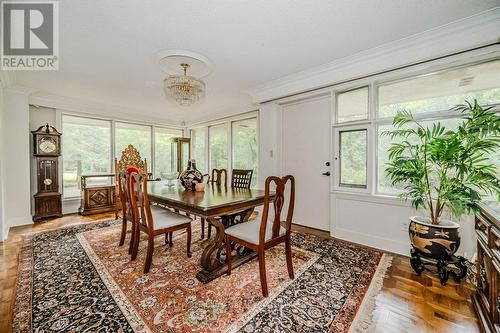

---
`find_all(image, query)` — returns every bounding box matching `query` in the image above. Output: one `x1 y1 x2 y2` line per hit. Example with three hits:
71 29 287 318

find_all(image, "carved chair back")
117 171 131 217
210 168 227 187
128 173 154 233
115 144 147 175
259 175 295 245
231 169 253 189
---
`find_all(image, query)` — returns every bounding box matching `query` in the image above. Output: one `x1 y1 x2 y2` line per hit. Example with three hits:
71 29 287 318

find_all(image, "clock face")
39 137 57 154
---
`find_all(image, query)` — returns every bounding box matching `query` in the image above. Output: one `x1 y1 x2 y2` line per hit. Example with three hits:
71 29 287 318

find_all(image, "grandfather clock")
32 124 62 221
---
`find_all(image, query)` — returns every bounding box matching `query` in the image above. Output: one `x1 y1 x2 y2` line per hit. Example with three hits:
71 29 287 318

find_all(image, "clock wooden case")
32 124 62 221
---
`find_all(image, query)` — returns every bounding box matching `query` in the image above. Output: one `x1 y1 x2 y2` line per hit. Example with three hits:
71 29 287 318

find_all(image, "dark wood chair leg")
131 224 140 261
201 218 205 239
207 224 212 239
144 235 154 273
118 216 127 246
128 222 135 255
285 236 294 279
186 226 192 258
225 235 232 275
168 232 173 247
165 233 169 244
258 248 268 297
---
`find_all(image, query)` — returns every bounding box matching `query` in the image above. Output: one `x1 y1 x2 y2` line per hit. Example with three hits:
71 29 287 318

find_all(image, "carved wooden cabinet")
473 202 500 333
79 174 116 215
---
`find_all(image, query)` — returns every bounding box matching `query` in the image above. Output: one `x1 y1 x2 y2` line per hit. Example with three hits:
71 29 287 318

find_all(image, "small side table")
79 174 116 215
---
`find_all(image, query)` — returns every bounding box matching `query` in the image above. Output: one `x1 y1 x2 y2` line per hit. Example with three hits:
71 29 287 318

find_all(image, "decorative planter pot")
408 216 461 261
179 160 203 191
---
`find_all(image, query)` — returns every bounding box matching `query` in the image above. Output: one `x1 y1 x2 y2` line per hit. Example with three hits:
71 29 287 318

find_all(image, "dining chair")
114 144 148 219
204 168 228 239
117 171 135 254
225 175 295 297
210 168 227 187
231 169 253 188
128 172 193 273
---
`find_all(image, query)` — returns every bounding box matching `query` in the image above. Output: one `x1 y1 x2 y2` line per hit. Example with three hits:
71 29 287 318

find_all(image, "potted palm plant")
385 100 500 271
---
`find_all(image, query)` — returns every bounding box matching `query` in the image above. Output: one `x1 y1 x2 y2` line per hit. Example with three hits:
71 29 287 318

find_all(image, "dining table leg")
196 208 257 283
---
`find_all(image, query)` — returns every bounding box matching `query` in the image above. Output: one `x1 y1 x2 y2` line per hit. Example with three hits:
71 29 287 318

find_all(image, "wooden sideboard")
473 202 500 333
79 174 116 215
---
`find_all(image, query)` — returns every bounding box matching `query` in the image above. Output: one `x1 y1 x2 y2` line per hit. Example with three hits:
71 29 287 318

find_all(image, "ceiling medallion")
164 63 205 107
158 49 212 107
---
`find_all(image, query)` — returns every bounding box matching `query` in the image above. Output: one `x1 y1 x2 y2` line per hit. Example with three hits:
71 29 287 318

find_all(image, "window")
378 61 500 118
154 127 183 177
337 87 369 123
377 118 462 194
232 118 258 187
191 128 207 173
209 124 228 170
115 122 152 163
338 129 367 188
376 60 500 194
62 115 112 198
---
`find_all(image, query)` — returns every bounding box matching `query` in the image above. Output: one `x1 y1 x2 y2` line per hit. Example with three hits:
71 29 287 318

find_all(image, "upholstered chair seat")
225 175 295 297
151 209 192 230
225 219 285 245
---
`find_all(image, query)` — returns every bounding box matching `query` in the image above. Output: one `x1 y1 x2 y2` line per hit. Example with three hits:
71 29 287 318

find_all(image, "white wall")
2 88 32 239
257 103 280 188
331 193 476 258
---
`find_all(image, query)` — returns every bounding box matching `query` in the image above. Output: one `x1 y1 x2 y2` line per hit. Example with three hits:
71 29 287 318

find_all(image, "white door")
282 95 331 231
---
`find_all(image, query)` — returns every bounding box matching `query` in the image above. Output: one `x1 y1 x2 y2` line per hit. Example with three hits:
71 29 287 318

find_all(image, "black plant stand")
410 248 468 286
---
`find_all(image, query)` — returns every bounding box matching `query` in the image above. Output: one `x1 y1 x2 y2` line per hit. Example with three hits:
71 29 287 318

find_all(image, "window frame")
330 57 500 197
189 127 209 174
208 122 230 172
335 85 370 124
187 111 259 183
333 123 372 194
231 117 259 188
59 112 184 199
61 114 113 199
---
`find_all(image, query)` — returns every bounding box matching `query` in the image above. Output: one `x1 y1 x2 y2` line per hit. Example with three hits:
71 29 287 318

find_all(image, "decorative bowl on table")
161 172 178 187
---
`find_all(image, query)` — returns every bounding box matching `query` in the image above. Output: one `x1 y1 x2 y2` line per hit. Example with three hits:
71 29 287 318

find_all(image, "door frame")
278 92 333 232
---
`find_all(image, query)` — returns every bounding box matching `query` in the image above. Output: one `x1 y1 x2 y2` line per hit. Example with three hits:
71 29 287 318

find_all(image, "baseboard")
8 215 33 227
3 215 33 241
62 197 80 215
333 227 409 256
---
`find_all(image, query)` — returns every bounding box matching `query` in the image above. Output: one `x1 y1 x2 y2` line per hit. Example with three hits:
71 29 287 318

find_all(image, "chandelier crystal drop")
164 63 206 107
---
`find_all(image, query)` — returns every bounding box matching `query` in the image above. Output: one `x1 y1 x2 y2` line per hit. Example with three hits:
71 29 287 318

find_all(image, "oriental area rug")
12 218 392 333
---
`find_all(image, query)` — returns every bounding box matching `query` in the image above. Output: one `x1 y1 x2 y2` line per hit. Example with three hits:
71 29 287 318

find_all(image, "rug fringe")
348 253 393 333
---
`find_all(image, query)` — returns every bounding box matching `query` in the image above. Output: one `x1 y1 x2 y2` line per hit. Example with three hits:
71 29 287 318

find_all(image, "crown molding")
29 92 184 127
248 7 500 103
185 107 258 127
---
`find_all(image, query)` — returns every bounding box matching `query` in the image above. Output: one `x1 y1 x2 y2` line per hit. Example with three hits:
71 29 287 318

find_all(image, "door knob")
322 171 331 176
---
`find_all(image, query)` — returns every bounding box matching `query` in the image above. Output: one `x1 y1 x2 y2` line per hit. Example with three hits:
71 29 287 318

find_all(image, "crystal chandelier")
164 63 206 106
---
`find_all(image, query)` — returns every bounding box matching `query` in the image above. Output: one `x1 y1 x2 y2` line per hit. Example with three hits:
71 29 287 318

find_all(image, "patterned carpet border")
12 219 119 333
77 231 151 333
348 254 393 333
11 218 394 333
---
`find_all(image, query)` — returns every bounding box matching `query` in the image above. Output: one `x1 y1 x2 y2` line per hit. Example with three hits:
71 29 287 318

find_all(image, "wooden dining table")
147 181 273 283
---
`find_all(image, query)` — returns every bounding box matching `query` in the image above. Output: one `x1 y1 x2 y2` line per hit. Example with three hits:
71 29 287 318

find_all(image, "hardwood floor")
0 214 479 333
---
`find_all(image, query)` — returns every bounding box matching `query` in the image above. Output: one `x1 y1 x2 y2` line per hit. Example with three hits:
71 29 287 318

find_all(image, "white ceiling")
16 0 500 125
